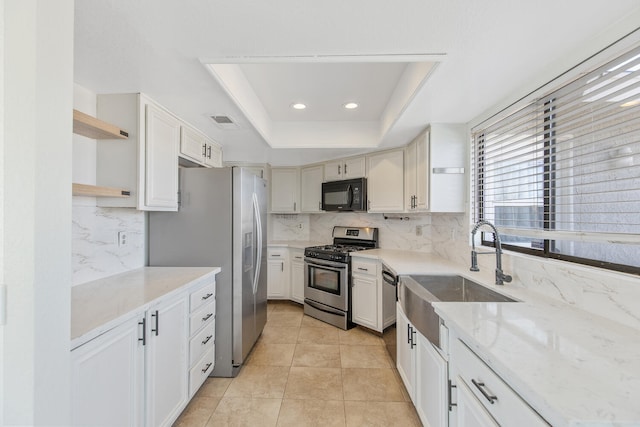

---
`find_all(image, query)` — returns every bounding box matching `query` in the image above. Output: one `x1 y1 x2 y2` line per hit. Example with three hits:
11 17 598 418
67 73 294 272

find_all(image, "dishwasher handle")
382 270 398 286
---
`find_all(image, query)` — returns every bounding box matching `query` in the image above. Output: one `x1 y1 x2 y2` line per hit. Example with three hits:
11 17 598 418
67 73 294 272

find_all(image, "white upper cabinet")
270 167 300 213
180 125 222 168
300 165 324 213
324 156 366 181
145 103 180 209
96 93 180 211
367 149 405 213
404 131 430 212
428 124 466 213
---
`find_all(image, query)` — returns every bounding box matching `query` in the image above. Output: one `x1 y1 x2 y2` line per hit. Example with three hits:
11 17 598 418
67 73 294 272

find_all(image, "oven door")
304 257 349 311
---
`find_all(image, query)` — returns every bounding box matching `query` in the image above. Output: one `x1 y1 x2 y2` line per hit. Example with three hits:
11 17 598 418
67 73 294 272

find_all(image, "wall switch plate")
118 231 128 247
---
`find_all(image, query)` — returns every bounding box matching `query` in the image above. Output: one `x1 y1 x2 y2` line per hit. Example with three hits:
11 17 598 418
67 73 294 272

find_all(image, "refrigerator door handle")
252 192 262 295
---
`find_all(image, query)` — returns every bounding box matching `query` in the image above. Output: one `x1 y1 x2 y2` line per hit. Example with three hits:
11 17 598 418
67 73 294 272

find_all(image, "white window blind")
472 45 640 271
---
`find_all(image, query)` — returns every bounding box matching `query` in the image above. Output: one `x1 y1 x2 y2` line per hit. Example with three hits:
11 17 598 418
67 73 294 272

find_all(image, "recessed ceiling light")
291 103 306 110
343 102 359 110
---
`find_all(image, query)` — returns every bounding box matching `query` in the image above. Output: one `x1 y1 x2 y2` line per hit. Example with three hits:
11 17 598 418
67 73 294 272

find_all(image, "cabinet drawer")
190 283 215 312
352 258 378 276
189 346 214 398
190 323 215 366
268 248 287 259
452 339 548 426
190 301 215 335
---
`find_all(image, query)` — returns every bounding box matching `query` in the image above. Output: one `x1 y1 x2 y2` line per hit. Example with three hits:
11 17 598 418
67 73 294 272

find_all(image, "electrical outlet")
118 231 128 247
297 223 304 230
416 225 422 236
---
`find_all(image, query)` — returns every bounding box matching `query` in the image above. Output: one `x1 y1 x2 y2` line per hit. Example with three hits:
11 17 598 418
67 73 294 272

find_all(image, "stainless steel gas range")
303 226 379 330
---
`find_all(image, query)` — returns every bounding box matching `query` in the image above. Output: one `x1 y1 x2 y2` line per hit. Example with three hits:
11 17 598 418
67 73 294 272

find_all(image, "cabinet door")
267 259 288 299
270 168 299 213
71 316 145 427
367 150 404 213
300 165 324 212
290 250 305 304
343 157 366 179
396 303 416 401
415 131 430 211
454 377 499 427
204 141 222 168
352 274 378 331
145 103 180 209
415 333 448 427
324 161 343 181
180 126 205 164
404 140 417 211
146 295 189 427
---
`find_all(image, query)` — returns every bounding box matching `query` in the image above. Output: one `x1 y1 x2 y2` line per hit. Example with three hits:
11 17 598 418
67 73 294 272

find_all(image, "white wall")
1 1 73 425
72 84 146 286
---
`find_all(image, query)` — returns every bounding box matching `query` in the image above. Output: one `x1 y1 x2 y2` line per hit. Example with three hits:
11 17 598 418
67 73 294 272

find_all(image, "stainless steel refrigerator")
148 167 267 377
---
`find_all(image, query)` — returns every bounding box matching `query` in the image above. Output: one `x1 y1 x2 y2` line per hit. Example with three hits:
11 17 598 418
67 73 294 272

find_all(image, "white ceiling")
74 0 640 166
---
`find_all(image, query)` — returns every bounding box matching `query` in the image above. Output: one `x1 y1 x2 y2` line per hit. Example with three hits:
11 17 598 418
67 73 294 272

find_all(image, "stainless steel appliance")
381 263 398 364
303 226 378 329
148 167 267 377
321 178 367 211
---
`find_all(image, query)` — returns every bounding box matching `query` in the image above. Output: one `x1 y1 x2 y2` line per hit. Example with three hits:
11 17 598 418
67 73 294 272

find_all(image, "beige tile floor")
174 301 421 427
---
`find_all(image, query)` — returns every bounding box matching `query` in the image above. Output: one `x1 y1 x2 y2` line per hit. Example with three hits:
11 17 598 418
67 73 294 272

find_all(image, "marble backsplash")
270 212 434 252
430 214 640 331
72 205 146 286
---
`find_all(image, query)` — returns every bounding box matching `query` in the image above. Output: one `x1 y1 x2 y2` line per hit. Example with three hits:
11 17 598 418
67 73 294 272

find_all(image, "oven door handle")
304 258 346 271
305 299 345 316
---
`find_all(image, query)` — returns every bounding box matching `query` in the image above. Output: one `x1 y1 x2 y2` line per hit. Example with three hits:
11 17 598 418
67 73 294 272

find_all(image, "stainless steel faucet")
470 220 512 286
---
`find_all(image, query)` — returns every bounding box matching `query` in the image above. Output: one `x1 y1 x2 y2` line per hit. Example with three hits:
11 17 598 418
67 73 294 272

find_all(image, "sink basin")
398 275 517 349
409 275 517 303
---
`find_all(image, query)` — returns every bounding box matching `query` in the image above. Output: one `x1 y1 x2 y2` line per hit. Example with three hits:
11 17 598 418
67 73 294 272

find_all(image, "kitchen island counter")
71 266 220 349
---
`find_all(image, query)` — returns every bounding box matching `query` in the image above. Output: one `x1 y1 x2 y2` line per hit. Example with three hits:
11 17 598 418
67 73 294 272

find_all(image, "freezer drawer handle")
201 362 212 373
202 335 213 345
202 313 213 322
471 379 497 404
201 293 213 301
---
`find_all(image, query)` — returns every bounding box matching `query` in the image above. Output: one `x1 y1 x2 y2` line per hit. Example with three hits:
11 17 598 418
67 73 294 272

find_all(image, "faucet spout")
470 220 512 285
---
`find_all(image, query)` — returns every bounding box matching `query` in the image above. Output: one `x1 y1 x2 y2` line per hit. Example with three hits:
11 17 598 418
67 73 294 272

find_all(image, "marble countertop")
71 266 220 349
352 248 640 426
268 240 326 249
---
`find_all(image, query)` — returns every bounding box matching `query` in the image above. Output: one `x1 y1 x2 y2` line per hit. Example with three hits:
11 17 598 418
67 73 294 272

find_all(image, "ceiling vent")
210 115 240 130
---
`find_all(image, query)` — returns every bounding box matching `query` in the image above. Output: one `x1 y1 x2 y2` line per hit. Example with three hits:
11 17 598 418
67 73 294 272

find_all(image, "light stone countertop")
351 248 640 426
71 266 220 349
268 240 327 249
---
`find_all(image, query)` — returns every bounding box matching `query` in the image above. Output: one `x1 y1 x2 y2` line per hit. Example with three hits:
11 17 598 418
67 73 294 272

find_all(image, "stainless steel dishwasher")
381 263 398 364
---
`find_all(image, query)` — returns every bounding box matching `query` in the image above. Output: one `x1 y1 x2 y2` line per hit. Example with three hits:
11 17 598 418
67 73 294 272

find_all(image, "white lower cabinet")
71 316 145 427
415 332 448 427
290 249 305 304
396 303 416 401
396 303 448 427
351 257 394 333
71 278 217 427
145 295 189 427
267 248 290 299
449 338 548 427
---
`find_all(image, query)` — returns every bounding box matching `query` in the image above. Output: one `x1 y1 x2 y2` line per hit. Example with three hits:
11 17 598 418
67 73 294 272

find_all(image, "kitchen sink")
398 275 518 349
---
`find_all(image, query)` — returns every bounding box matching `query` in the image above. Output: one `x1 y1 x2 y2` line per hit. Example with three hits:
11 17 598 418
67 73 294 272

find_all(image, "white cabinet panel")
145 103 180 209
270 168 299 213
396 303 416 402
324 157 366 181
145 295 189 427
300 165 324 212
454 377 499 427
180 126 206 164
290 249 305 304
352 274 378 330
367 150 404 213
415 333 448 427
267 248 289 299
71 316 144 427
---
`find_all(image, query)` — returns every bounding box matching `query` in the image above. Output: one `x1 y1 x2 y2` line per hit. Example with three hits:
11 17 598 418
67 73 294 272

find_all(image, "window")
472 45 640 274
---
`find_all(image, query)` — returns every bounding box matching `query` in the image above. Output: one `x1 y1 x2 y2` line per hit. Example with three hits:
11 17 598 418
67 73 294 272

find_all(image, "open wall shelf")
72 183 131 198
73 109 129 140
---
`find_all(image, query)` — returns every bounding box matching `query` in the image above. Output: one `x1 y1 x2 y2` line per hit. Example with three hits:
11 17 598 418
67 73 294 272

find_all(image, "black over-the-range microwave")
321 178 367 212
